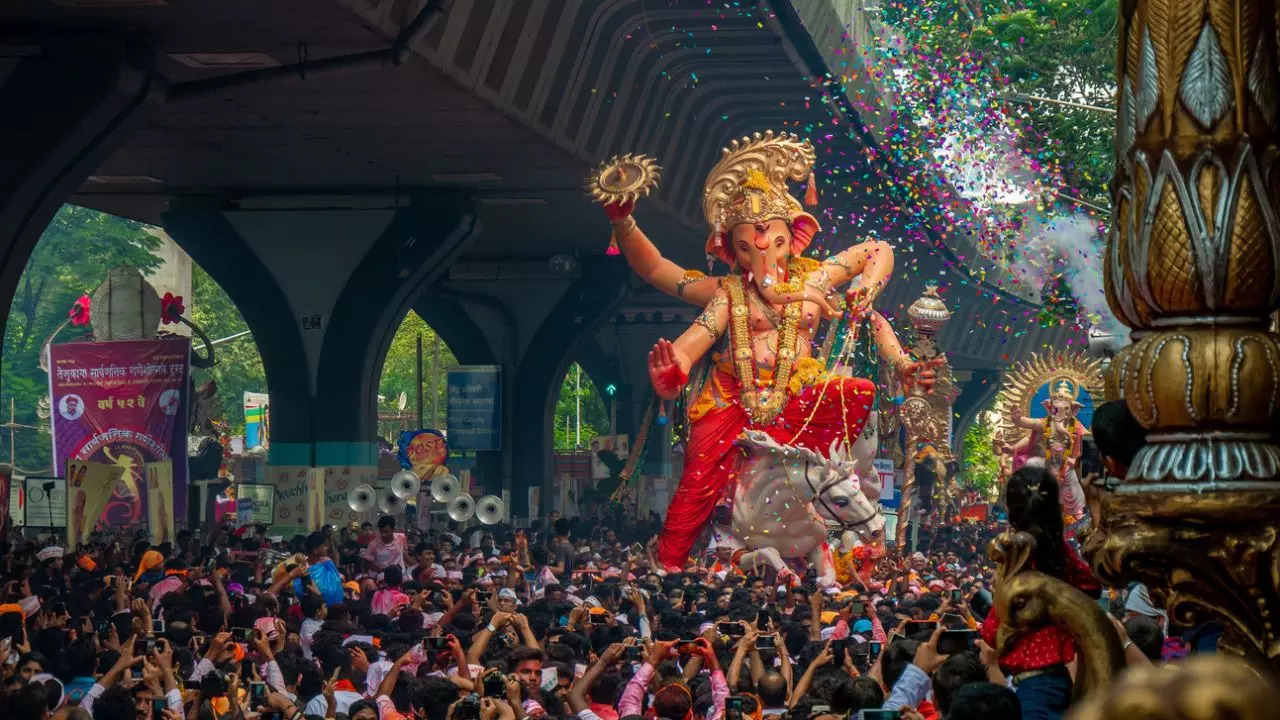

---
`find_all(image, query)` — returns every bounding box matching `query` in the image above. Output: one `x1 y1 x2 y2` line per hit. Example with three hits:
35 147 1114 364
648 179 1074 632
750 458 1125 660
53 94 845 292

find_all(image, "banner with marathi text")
66 461 124 548
146 461 175 545
48 338 190 528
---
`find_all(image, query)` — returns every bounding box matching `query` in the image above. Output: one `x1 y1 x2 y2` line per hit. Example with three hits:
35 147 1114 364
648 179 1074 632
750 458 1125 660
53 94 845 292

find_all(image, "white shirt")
300 618 324 659
305 689 363 716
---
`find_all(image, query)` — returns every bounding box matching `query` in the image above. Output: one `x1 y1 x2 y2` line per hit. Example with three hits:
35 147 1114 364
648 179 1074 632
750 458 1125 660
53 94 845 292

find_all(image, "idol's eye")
774 236 785 247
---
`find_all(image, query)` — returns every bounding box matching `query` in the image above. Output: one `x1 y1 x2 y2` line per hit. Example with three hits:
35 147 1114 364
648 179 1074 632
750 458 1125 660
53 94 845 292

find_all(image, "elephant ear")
790 212 820 254
705 231 734 267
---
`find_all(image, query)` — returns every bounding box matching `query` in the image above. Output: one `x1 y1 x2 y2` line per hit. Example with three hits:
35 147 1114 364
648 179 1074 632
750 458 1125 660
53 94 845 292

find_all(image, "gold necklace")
725 258 810 424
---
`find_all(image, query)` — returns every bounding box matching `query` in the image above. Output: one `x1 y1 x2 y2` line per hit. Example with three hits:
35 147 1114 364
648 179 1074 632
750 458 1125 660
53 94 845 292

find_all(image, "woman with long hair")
980 466 1100 720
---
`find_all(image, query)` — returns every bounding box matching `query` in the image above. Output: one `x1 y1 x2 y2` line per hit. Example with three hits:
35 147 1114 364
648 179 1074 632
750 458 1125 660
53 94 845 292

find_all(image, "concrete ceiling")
4 0 1078 371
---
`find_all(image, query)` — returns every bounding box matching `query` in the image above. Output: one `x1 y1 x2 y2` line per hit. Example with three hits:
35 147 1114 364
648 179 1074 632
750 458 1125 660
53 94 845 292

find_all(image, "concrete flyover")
0 0 1077 518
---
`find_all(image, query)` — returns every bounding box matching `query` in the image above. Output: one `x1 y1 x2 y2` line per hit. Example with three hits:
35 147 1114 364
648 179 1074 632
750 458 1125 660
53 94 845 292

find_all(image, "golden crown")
1051 378 1080 401
703 130 816 232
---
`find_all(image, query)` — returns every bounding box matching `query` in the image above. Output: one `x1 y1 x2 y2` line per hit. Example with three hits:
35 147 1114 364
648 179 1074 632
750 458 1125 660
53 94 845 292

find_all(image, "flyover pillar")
0 34 155 346
164 195 477 514
508 258 630 519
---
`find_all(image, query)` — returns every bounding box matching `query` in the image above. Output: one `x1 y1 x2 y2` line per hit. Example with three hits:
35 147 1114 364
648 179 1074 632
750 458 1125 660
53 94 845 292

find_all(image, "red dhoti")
655 366 875 570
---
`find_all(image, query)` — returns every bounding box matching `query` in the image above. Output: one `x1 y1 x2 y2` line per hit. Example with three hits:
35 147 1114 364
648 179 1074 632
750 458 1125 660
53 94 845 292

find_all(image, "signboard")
243 392 269 450
236 498 255 527
66 461 124 547
236 484 276 525
24 476 65 530
874 458 898 509
447 366 501 451
48 338 190 526
589 434 629 479
7 473 23 528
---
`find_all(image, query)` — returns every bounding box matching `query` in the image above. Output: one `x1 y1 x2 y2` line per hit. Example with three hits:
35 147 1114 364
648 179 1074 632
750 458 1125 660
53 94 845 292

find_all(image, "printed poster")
145 461 174 545
322 466 378 527
66 460 124 547
48 338 190 526
269 466 325 531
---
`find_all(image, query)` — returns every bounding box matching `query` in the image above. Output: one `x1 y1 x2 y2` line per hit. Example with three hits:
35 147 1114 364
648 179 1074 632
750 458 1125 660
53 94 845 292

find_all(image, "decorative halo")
585 153 662 205
996 351 1105 445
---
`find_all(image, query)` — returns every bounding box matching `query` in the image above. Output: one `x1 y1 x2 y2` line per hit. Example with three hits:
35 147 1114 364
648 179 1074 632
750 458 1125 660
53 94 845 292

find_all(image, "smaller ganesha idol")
996 352 1105 527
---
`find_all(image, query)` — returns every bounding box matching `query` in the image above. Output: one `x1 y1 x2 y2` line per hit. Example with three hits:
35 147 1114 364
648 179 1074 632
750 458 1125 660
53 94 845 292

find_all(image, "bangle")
611 215 637 237
1122 640 1133 651
487 623 498 633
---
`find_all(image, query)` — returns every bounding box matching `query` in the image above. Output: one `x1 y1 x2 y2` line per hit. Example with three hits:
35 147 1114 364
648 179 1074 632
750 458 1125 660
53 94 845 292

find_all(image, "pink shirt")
371 588 410 616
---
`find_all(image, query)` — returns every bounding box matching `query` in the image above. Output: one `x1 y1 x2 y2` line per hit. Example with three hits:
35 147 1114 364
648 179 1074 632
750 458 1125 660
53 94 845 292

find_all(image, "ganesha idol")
588 131 937 573
1009 380 1089 520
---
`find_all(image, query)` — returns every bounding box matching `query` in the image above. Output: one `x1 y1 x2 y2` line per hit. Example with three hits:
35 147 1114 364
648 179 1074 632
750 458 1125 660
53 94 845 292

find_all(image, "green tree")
553 363 610 451
881 0 1118 207
960 410 1002 499
378 311 457 431
189 264 265 434
1 205 161 472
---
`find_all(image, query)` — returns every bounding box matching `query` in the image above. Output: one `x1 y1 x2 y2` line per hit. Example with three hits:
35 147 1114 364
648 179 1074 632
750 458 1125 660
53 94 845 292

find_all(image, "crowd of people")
0 403 1221 720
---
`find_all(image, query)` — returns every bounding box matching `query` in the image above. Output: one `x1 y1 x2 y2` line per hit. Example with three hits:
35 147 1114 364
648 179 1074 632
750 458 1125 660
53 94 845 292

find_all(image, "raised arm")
648 289 729 400
822 240 895 297
608 201 722 305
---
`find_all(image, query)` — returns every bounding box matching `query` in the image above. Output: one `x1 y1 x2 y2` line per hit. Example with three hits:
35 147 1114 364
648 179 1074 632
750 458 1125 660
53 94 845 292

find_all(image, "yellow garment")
134 550 164 582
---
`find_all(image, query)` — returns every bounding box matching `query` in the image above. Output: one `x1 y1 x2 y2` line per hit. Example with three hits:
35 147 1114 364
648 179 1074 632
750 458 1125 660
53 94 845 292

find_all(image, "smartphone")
716 621 743 636
936 630 981 655
204 557 217 573
590 613 608 625
676 639 699 654
903 620 939 637
152 698 167 715
857 711 900 720
624 645 644 661
131 667 144 681
475 591 492 603
757 609 770 628
134 638 154 656
951 588 962 603
725 696 745 714
831 638 847 666
868 641 882 663
51 602 67 615
241 659 254 681
628 543 645 556
422 636 450 651
754 635 775 650
232 627 253 642
249 680 267 704
152 617 166 634
848 602 864 617
482 672 505 698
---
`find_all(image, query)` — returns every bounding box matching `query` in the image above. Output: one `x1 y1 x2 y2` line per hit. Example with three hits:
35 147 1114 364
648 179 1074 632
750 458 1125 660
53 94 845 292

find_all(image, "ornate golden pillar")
895 283 957 547
1090 0 1280 673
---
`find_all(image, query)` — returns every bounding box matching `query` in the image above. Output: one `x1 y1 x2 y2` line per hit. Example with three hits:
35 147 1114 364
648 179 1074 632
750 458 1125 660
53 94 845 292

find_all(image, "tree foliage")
378 311 457 431
189 264 266 434
552 364 610 451
1 205 162 473
882 0 1118 206
960 410 1002 498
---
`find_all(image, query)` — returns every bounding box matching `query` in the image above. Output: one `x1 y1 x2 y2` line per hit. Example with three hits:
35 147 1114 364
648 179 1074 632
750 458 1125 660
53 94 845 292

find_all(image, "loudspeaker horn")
475 495 505 525
430 473 460 503
447 493 475 522
378 488 405 514
347 483 377 512
391 470 421 499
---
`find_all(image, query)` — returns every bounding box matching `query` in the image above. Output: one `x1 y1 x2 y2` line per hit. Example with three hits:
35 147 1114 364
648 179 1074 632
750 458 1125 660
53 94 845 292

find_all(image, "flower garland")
724 257 813 424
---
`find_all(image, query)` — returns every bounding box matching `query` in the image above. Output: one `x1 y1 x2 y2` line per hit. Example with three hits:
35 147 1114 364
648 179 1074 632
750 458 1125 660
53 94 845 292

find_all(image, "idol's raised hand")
648 338 689 400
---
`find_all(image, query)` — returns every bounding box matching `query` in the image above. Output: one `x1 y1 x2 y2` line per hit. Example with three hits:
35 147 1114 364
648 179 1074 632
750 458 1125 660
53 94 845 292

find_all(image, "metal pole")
431 333 441 428
415 335 424 428
910 505 921 553
575 364 582 448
